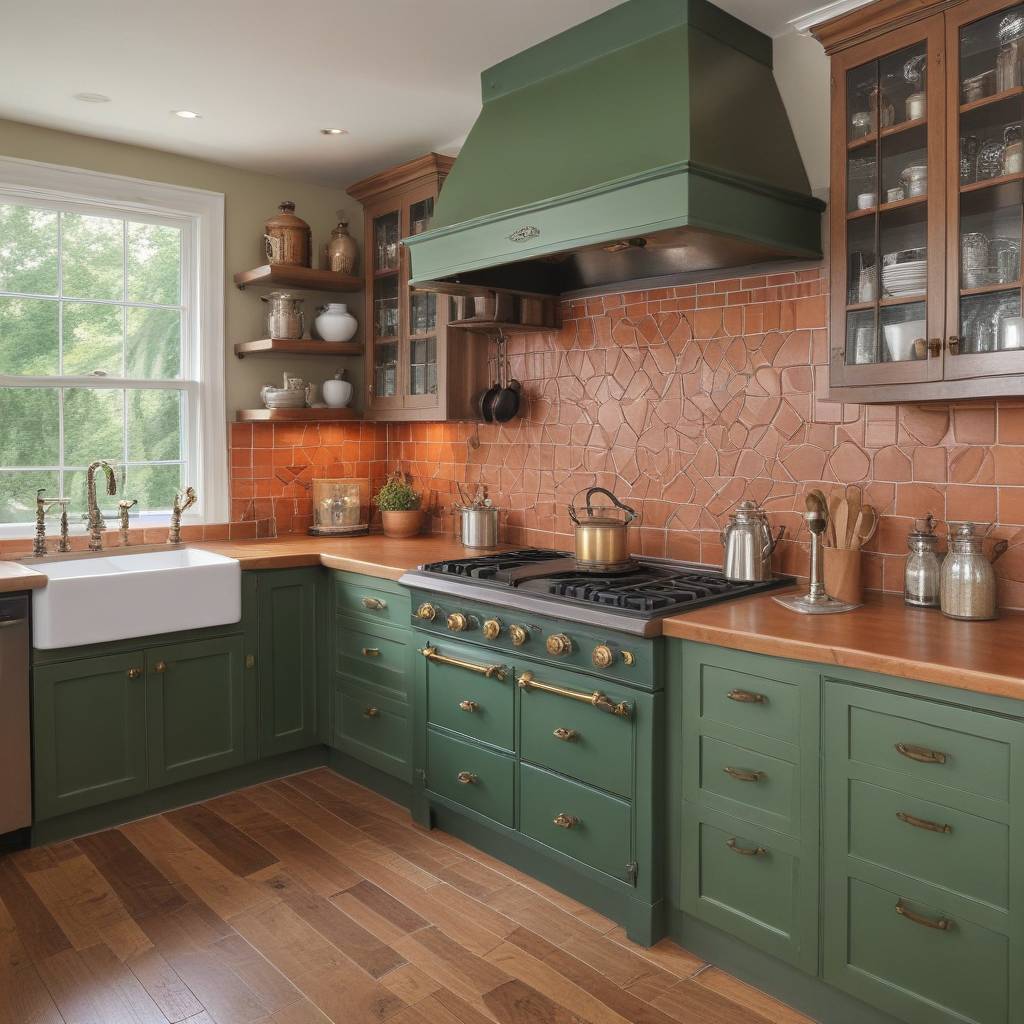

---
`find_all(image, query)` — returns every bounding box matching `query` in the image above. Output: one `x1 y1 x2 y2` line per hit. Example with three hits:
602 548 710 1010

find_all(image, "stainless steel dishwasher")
0 595 31 838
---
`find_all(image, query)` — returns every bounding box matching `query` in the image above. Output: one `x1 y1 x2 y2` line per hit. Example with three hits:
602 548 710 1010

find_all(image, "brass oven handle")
553 813 579 829
895 742 947 765
456 771 477 785
363 707 380 718
458 700 479 713
361 596 386 610
419 645 506 681
727 689 767 704
724 766 765 783
897 811 952 834
553 727 578 742
516 672 631 719
896 899 951 931
726 838 766 857
361 647 380 657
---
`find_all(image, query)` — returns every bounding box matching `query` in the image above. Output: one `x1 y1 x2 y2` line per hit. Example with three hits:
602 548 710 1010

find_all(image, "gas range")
400 548 789 639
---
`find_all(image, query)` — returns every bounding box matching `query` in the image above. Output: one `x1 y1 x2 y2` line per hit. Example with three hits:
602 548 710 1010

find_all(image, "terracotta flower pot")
381 509 422 539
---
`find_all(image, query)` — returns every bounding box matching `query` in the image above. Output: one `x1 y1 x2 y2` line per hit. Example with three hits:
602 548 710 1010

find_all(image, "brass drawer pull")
727 689 767 704
516 672 631 719
553 727 578 742
419 645 506 681
361 647 381 657
363 707 380 718
553 813 579 829
456 771 477 785
153 661 167 673
724 766 765 783
127 667 143 679
897 811 952 834
361 596 386 610
458 700 479 713
896 899 951 931
726 838 766 857
895 742 947 765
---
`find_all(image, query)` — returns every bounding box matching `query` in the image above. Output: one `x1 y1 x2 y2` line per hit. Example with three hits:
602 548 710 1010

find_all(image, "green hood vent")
407 0 824 296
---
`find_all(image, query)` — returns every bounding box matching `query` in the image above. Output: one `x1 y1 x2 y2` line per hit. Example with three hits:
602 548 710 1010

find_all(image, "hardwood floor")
0 769 814 1024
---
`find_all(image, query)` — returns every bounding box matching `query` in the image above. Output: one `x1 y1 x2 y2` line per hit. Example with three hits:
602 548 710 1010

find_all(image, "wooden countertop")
663 589 1024 702
0 561 46 594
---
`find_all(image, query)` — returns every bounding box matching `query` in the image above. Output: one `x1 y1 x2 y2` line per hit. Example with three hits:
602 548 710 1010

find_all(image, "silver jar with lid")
939 521 1009 621
904 514 941 607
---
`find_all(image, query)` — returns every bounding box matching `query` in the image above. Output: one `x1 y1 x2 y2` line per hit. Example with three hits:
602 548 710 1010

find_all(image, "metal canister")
904 515 941 607
459 505 499 549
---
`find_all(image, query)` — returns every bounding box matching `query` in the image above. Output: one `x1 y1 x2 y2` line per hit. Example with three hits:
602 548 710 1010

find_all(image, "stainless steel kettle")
721 501 785 582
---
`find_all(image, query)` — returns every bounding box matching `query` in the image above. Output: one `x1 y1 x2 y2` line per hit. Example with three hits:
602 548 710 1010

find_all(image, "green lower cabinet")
519 762 632 880
33 652 148 821
336 619 413 704
333 681 411 781
147 636 245 788
427 727 515 827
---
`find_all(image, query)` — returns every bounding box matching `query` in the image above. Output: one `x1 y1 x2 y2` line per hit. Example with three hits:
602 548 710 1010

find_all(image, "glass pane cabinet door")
947 1 1024 380
404 197 441 407
370 210 401 406
832 19 945 388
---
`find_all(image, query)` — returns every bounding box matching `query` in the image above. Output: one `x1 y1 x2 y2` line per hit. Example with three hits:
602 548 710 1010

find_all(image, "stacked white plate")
882 259 927 297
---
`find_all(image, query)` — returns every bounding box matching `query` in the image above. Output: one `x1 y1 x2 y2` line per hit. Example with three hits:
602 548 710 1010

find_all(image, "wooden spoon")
844 486 862 550
852 505 878 550
833 498 850 551
827 493 842 547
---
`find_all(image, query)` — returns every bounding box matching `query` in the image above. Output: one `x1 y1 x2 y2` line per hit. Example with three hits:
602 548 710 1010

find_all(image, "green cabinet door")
33 652 148 821
147 636 245 788
256 568 318 757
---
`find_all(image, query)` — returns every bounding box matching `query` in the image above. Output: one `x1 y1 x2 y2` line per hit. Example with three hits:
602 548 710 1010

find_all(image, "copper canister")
264 201 311 267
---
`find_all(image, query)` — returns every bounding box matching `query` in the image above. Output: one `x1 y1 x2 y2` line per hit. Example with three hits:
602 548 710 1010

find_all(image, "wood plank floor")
0 769 815 1024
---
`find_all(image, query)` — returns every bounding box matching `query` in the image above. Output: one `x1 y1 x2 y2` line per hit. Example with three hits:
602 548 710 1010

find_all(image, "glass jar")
904 515 941 607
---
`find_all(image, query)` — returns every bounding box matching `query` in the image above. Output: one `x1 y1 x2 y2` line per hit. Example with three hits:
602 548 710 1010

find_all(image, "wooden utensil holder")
823 546 863 605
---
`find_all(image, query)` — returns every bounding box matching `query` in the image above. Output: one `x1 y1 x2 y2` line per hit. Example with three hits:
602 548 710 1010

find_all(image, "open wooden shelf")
233 265 363 292
235 407 359 422
233 338 362 359
846 117 926 151
961 280 1022 298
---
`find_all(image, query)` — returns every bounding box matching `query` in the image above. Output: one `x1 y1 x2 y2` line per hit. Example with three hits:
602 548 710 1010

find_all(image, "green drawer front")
519 763 632 880
335 575 409 627
836 876 1008 1024
698 734 798 836
699 662 799 747
848 779 1009 911
334 684 411 781
845 691 1011 803
519 671 634 798
336 621 410 702
424 641 514 752
427 728 514 827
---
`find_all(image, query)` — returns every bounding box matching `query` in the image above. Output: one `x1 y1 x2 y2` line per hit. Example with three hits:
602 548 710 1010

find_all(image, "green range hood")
406 0 825 297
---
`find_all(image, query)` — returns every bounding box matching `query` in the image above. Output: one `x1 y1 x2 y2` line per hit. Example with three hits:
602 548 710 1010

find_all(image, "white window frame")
0 154 226 536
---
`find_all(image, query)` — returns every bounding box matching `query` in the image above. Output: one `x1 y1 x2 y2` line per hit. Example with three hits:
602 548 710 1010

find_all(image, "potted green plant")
373 472 423 538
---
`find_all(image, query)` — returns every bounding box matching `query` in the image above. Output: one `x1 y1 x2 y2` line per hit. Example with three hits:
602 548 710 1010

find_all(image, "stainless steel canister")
459 505 499 549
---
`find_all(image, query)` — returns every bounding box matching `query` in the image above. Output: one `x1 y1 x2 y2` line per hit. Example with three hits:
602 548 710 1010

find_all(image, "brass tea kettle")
567 487 638 571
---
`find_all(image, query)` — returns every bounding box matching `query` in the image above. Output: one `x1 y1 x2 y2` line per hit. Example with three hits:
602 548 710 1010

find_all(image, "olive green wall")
0 117 365 413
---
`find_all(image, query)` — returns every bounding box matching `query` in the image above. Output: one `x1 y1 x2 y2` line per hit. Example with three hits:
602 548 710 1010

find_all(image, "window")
0 157 225 533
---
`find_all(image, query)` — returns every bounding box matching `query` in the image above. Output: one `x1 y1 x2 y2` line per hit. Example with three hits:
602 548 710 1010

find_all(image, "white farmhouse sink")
32 548 241 650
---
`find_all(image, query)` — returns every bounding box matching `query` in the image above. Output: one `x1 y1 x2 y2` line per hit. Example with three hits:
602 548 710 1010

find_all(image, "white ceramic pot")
883 319 927 362
315 303 357 342
322 377 353 408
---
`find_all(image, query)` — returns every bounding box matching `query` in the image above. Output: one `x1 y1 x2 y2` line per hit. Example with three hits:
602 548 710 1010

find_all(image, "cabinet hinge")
245 654 256 670
415 768 428 786
625 861 638 886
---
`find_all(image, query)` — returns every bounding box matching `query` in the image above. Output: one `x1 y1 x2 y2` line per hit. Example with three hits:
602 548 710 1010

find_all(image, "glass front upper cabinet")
405 197 439 405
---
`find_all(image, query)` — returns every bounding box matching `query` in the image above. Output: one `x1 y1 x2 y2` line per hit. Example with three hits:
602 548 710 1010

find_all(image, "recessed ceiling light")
74 92 111 103
320 128 348 136
172 109 201 119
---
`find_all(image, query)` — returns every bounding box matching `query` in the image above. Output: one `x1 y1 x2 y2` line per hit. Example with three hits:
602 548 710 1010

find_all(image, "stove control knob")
447 611 470 632
415 602 438 622
591 644 615 669
482 618 502 641
622 650 636 667
546 633 573 657
509 624 529 646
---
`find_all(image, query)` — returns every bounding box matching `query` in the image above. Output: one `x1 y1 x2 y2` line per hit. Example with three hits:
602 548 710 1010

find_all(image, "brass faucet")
86 460 117 551
118 498 138 546
168 487 197 544
33 490 72 556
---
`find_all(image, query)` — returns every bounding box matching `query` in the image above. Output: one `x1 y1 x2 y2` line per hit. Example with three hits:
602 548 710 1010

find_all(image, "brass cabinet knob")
127 667 143 679
553 813 579 829
153 661 167 673
447 611 469 632
458 700 479 713
591 643 615 668
456 771 477 785
553 727 578 742
361 647 381 657
927 338 943 357
361 596 386 610
948 335 961 355
482 618 502 640
363 707 380 718
621 650 636 666
415 602 437 621
509 624 528 646
546 633 573 656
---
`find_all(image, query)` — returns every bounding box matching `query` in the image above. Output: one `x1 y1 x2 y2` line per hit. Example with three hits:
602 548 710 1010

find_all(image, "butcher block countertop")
663 589 1024 702
0 561 47 594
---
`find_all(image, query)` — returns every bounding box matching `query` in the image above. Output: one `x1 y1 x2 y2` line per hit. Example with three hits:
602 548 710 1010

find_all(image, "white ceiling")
0 0 866 189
